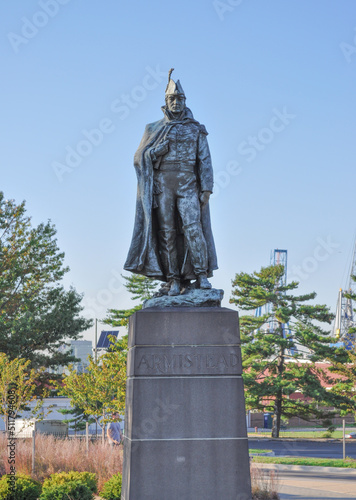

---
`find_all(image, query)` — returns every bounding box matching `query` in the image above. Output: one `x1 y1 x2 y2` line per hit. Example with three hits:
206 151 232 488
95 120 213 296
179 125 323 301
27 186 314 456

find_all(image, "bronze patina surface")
124 69 218 298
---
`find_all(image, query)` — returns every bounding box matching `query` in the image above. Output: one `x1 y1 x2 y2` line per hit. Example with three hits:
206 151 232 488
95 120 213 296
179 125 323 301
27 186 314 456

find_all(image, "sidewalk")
255 464 356 499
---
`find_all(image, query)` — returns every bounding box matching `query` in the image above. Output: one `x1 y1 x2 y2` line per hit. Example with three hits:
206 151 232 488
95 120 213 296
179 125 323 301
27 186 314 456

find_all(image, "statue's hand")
152 140 169 158
200 191 211 205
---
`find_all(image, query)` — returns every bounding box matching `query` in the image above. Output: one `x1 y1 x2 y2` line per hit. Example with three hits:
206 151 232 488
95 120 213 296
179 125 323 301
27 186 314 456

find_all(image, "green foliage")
99 274 158 422
100 472 122 500
249 449 273 454
325 276 356 415
57 404 95 432
327 341 356 415
0 192 92 371
104 274 158 327
250 429 354 438
42 471 97 492
253 456 356 468
0 474 42 500
122 273 158 301
321 429 334 438
230 264 351 438
56 336 127 429
40 471 97 500
0 352 48 424
40 481 93 500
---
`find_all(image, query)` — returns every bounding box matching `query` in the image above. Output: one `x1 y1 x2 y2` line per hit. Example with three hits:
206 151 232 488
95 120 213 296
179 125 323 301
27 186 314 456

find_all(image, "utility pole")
86 421 89 454
95 318 98 363
32 430 36 475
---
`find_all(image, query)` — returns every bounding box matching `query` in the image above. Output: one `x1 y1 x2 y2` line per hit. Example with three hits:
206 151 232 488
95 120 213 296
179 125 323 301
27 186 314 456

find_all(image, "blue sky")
1 0 356 341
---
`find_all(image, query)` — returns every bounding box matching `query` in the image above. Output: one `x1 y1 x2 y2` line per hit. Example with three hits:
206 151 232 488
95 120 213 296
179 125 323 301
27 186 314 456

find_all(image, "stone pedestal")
122 307 252 500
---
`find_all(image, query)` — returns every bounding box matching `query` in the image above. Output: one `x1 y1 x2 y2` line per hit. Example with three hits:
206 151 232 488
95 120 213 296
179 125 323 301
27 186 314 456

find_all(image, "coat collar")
161 105 197 123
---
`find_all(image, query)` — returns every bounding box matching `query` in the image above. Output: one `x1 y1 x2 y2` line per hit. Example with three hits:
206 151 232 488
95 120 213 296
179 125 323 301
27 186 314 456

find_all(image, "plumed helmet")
165 68 185 97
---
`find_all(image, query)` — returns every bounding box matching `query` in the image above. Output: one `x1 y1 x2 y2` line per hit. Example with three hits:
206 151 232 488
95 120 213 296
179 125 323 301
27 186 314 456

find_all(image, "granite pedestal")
122 307 252 500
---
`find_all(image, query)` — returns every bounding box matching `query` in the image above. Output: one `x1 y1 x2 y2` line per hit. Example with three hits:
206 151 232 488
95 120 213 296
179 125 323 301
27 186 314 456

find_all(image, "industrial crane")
333 241 356 350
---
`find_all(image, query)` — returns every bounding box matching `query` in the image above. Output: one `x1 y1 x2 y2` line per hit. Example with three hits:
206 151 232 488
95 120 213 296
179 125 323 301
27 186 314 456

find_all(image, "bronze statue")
124 69 217 296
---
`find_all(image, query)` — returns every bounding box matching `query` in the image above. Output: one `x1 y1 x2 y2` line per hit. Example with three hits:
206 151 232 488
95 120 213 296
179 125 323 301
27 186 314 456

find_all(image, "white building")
0 397 124 435
53 339 93 375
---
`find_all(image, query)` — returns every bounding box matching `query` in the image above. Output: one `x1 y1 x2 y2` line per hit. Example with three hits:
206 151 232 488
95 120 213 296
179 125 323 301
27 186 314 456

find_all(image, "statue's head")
165 68 186 115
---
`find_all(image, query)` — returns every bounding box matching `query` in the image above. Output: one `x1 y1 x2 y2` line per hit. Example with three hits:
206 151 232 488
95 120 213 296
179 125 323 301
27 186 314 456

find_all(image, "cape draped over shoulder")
124 107 218 282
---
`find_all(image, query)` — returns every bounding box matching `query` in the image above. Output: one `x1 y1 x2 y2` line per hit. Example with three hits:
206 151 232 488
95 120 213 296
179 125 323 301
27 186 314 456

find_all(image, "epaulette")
199 124 208 135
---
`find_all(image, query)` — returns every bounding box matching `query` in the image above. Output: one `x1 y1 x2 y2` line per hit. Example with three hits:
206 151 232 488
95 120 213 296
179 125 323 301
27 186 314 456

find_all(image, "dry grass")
1 433 122 491
251 464 280 499
1 434 280 498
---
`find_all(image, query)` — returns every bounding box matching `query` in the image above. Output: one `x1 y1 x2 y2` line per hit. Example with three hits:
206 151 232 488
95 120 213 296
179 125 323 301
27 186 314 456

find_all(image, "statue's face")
166 94 186 114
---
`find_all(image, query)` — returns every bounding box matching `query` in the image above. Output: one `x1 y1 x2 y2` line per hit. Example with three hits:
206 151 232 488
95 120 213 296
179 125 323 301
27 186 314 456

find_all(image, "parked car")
345 432 356 439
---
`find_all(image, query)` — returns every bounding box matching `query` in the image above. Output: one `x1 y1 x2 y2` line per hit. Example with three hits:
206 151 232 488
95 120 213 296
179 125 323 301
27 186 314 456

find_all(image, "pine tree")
57 405 95 434
104 274 159 327
326 276 356 415
230 264 350 437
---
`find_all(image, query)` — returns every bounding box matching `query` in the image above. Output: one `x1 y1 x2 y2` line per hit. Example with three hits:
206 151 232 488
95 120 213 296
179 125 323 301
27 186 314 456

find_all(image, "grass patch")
250 449 273 454
249 430 349 439
252 456 356 468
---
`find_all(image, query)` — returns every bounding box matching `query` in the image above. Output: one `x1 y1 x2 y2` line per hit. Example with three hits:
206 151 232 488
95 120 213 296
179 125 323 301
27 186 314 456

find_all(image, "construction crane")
255 249 294 353
255 249 288 320
272 249 288 286
272 250 294 353
333 241 356 350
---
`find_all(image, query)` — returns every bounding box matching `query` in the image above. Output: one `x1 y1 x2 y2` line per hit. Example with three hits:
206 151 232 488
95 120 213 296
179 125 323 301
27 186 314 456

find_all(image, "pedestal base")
122 307 252 500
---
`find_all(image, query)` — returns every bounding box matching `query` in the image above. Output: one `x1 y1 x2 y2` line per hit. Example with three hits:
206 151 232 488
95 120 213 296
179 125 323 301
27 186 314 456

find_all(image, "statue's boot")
168 279 181 296
198 274 212 290
158 281 171 295
183 221 209 278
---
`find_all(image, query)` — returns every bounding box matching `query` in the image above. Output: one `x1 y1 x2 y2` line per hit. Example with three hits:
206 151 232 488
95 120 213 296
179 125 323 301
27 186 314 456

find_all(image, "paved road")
255 464 356 499
249 438 356 459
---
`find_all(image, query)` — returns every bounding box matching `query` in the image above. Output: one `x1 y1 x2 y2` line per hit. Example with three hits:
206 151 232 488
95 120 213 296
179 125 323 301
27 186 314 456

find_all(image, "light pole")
94 318 98 363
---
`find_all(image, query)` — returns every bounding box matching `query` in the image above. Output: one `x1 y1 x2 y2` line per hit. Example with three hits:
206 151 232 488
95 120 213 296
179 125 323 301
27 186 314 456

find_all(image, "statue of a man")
124 69 217 296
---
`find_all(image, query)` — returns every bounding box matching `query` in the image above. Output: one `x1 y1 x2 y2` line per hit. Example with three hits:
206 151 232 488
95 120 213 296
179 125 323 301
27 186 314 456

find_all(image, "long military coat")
124 106 218 282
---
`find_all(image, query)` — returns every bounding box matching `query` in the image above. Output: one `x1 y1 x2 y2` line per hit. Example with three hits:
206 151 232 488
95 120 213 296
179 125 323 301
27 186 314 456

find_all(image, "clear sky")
1 0 356 342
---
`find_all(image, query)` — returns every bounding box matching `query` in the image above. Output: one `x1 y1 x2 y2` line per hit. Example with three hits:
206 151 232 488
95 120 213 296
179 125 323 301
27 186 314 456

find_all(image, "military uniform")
151 108 213 282
124 73 218 294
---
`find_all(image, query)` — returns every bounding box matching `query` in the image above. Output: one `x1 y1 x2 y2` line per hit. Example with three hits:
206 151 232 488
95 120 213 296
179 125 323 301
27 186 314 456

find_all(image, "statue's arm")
197 130 214 194
150 139 169 162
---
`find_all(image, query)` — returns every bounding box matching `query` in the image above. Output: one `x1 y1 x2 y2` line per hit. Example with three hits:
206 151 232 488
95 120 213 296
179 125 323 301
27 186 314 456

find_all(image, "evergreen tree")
326 341 356 416
0 192 92 370
57 404 95 434
104 274 159 327
230 264 350 437
326 276 356 415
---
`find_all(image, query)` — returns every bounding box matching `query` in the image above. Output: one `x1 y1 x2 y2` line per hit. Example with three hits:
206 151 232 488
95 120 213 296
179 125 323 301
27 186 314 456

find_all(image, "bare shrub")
250 463 280 500
1 433 122 492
